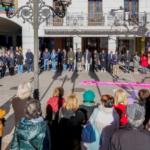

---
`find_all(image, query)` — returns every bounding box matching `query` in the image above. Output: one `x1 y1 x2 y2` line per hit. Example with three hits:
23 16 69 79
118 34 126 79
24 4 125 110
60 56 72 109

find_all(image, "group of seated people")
3 82 150 150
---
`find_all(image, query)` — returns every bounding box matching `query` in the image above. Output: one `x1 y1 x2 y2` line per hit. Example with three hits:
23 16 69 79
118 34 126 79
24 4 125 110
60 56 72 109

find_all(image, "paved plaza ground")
0 70 150 149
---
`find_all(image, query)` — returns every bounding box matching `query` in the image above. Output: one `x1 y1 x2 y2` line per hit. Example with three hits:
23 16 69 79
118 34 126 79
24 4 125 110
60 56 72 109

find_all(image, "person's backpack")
81 108 99 143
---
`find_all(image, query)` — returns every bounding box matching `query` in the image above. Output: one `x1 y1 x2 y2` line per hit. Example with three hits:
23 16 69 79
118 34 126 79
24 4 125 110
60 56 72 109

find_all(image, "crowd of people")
0 82 150 150
0 47 34 78
1 46 150 79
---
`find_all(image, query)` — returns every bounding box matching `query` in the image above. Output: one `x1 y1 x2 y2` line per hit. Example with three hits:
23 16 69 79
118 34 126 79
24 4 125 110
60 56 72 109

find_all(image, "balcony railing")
45 12 150 27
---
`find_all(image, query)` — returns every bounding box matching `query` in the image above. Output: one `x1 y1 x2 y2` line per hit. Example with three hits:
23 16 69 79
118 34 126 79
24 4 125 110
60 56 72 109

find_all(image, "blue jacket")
10 117 51 150
43 52 51 60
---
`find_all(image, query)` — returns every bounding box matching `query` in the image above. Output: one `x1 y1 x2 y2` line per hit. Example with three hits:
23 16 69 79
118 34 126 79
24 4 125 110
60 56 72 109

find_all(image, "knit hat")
83 90 95 103
127 103 145 128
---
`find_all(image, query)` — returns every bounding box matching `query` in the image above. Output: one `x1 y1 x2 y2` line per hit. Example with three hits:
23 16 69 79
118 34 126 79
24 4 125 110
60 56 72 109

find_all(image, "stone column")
73 36 82 53
22 26 34 57
108 36 117 53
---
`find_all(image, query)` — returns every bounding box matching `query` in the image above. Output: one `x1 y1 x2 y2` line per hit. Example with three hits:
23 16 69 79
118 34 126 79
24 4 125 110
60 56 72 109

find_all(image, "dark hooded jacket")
109 124 150 150
10 117 51 150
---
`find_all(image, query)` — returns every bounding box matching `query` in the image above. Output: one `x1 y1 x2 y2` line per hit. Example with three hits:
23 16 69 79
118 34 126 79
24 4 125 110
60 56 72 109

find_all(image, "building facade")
0 0 150 55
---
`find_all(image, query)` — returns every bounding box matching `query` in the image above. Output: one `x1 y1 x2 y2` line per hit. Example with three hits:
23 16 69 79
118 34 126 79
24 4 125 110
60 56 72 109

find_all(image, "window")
88 0 103 26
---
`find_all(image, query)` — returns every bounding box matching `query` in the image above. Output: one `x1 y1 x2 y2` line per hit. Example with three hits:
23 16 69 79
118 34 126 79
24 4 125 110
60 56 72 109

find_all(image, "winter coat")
50 52 58 62
68 51 75 63
112 54 119 65
79 103 97 121
12 97 31 125
140 55 148 67
43 52 51 60
58 108 84 150
26 52 34 64
84 106 119 150
16 54 24 65
114 104 128 126
124 53 131 64
47 96 65 113
10 117 51 150
109 125 150 150
7 56 15 68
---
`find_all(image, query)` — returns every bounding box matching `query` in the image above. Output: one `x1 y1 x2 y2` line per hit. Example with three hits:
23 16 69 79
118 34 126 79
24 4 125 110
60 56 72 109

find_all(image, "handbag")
81 108 99 143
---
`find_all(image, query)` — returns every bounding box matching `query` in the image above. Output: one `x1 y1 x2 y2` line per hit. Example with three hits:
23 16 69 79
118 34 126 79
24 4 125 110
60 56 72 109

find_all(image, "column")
73 36 82 53
108 36 117 53
22 26 34 57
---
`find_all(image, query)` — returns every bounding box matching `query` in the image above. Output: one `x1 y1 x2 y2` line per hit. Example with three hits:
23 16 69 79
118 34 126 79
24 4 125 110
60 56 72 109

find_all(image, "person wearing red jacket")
114 89 128 126
140 53 148 74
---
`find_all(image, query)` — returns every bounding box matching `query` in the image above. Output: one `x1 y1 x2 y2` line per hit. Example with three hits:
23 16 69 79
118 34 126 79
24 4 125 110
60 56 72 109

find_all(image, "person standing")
7 52 15 75
140 53 148 74
0 52 7 77
110 104 150 150
99 50 107 72
107 51 113 73
62 49 67 71
124 50 131 73
16 51 24 74
112 51 120 80
25 49 34 72
133 52 140 73
43 48 50 71
92 50 99 72
68 48 75 71
76 48 83 72
84 49 91 72
50 49 58 72
57 48 63 71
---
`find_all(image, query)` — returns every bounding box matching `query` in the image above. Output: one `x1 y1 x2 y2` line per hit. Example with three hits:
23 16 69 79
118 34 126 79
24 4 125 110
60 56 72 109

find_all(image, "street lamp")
0 0 71 100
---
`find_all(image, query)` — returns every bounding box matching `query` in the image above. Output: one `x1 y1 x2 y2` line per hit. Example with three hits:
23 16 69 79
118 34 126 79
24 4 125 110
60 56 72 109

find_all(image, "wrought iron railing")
45 12 150 27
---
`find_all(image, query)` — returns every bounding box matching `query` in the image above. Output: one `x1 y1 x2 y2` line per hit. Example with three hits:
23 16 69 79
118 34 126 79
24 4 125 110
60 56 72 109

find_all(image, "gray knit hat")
127 103 145 128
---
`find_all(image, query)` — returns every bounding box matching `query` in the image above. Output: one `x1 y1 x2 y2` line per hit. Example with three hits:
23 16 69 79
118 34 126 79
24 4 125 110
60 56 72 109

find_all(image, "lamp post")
0 0 71 100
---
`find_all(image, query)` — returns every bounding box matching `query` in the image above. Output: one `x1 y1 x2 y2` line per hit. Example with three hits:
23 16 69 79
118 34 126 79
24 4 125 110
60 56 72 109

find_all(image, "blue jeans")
27 64 33 72
63 64 67 71
51 61 57 71
44 59 49 70
69 63 74 71
18 65 23 74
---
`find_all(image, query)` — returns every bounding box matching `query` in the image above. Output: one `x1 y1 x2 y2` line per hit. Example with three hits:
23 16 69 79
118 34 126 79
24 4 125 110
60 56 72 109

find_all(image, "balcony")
45 12 150 28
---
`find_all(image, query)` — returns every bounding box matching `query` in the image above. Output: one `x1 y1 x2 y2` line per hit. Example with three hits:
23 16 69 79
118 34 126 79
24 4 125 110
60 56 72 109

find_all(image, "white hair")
17 82 32 100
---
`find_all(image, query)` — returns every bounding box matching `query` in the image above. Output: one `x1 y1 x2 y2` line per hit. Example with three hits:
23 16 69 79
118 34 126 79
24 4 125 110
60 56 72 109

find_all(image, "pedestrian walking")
133 52 140 73
57 48 63 71
107 51 113 73
62 49 67 71
76 48 83 72
92 50 99 72
7 52 15 75
140 53 148 74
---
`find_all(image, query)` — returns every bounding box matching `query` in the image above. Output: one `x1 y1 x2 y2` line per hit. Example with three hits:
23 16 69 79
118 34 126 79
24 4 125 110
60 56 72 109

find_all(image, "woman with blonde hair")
58 94 84 150
114 89 128 126
12 82 32 125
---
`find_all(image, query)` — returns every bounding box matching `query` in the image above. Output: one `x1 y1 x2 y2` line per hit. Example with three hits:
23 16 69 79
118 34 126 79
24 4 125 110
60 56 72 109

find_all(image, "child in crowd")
114 89 128 126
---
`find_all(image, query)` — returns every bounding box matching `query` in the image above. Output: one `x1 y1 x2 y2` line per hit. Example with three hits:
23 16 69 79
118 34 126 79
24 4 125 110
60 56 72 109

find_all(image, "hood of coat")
16 117 46 141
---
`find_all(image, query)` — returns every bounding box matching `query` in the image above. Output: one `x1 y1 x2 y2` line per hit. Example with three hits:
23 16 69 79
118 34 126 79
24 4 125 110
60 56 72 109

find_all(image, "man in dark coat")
99 50 107 72
107 51 113 73
124 50 131 73
0 52 7 77
25 49 34 72
16 51 24 74
76 48 83 72
109 104 150 150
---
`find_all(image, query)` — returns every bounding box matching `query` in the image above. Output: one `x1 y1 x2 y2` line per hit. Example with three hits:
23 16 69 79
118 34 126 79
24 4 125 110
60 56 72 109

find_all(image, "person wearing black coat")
25 49 34 72
109 104 150 150
84 49 91 72
124 50 131 73
16 51 24 74
92 50 99 72
99 50 107 72
7 53 15 75
0 52 7 77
